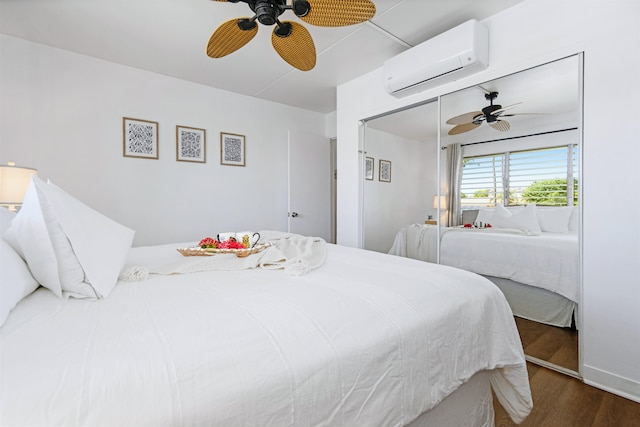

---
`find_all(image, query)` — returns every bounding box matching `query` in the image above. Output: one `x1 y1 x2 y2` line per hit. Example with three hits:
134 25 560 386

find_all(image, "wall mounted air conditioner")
383 19 489 97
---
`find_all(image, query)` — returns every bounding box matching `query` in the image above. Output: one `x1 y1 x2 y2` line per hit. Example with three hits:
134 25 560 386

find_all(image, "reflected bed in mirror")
438 55 582 377
381 54 582 377
389 209 579 328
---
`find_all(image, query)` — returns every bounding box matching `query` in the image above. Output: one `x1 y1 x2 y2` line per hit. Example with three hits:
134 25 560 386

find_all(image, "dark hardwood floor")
515 317 579 373
494 362 640 426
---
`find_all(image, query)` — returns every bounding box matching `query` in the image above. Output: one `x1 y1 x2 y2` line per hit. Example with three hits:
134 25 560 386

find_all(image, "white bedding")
0 240 532 426
389 224 579 303
440 228 579 303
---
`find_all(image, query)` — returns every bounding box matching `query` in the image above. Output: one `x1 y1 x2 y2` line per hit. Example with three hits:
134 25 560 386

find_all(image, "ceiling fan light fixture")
482 105 502 122
274 21 292 37
472 115 484 125
208 0 375 70
446 88 541 135
292 0 310 17
254 0 286 26
238 18 257 31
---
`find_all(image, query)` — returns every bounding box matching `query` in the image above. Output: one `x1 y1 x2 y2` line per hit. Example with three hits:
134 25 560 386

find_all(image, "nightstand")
425 220 437 225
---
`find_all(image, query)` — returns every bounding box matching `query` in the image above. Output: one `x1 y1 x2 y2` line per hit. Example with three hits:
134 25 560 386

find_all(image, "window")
460 145 578 210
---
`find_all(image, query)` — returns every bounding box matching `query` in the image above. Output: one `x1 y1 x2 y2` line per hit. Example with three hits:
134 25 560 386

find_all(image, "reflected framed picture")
365 157 374 180
123 117 158 159
220 132 246 166
379 159 391 182
176 125 206 163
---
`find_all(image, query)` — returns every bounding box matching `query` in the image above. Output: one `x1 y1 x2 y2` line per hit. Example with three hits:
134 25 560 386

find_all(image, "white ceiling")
0 0 526 114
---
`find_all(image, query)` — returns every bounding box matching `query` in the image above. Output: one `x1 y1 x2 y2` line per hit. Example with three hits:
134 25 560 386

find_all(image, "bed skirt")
407 371 494 427
485 275 577 329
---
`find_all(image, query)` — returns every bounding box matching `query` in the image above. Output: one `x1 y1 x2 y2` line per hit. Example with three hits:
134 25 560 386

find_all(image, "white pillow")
473 205 524 226
505 205 525 213
1 207 15 234
1 208 40 326
490 203 541 234
475 208 494 225
0 240 39 326
537 207 573 233
3 185 61 297
4 176 135 299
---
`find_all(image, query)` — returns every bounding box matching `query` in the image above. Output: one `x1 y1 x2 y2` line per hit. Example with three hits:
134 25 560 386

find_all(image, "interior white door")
288 130 331 241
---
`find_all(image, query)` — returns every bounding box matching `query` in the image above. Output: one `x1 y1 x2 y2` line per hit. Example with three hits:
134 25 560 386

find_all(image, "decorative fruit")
199 237 219 248
216 238 246 249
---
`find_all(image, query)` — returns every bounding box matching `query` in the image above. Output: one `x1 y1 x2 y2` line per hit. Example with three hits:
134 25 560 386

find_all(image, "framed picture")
123 117 158 159
176 125 206 163
379 159 391 182
365 157 374 180
220 132 246 166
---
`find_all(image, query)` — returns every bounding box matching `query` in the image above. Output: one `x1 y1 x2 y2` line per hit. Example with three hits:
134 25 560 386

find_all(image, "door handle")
289 212 299 218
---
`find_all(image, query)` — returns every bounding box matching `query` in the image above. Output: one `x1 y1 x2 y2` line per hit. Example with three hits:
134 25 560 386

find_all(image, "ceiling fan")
446 88 541 135
207 0 376 71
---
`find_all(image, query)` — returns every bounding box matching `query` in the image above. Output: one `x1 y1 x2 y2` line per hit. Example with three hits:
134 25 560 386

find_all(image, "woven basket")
177 242 274 258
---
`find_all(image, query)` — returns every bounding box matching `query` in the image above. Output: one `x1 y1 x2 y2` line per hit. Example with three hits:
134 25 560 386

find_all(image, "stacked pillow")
3 176 135 303
1 208 39 327
471 204 576 234
489 204 541 234
536 206 574 233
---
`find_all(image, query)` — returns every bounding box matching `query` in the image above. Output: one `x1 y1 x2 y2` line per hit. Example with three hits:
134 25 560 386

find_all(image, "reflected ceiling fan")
207 0 376 71
446 87 544 135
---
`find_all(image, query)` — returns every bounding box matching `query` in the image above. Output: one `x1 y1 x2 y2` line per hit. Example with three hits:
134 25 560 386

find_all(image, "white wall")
363 128 437 253
336 0 640 401
0 35 326 246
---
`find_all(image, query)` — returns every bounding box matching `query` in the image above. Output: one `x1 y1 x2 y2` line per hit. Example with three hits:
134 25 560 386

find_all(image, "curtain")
446 143 463 227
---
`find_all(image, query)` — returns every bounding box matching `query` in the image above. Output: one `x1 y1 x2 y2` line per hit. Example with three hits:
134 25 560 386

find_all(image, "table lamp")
0 163 38 211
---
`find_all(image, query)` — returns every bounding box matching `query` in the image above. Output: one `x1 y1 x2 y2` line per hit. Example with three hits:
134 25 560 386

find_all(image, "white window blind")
461 145 578 209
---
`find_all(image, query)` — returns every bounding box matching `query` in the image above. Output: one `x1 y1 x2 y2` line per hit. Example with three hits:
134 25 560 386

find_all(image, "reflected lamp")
433 195 447 210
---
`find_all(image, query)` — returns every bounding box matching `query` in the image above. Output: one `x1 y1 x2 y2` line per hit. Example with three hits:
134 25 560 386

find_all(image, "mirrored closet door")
439 55 583 376
361 55 583 377
361 100 439 254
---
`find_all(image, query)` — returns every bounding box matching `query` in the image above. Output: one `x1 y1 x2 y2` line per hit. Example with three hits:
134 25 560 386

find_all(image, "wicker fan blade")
448 122 481 135
299 0 376 27
491 102 523 116
272 21 316 71
207 18 257 58
489 120 511 132
501 113 549 117
446 111 483 125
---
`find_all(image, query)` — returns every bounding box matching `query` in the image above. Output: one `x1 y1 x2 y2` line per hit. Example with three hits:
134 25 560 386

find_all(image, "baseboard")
582 365 640 403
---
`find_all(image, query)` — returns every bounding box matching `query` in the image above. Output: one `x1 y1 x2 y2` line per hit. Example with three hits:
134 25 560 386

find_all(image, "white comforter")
389 225 579 303
1 241 532 426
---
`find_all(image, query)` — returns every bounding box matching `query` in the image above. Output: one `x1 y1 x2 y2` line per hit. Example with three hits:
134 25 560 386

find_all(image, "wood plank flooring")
494 362 640 426
515 317 579 373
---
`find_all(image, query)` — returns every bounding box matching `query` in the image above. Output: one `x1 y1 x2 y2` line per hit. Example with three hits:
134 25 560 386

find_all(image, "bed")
1 177 532 426
388 204 579 328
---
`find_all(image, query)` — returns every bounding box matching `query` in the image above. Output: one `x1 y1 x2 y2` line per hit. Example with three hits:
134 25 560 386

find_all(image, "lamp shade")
0 165 37 205
433 195 447 210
